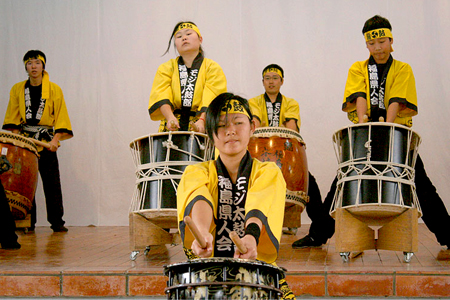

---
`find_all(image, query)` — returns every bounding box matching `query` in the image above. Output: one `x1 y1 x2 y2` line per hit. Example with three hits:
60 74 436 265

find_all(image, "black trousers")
0 182 19 245
307 155 450 246
305 172 335 243
30 150 65 228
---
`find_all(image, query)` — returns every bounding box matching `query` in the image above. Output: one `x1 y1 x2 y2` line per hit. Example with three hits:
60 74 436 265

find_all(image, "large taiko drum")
0 131 39 220
129 131 214 219
330 123 422 219
247 127 309 229
164 258 285 299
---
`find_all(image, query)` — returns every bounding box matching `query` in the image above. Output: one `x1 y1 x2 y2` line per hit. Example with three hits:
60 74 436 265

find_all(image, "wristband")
198 117 205 123
244 223 261 245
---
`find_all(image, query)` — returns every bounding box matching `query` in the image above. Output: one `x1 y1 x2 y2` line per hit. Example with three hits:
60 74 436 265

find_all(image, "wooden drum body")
164 258 284 299
247 127 309 228
0 131 39 220
330 123 422 221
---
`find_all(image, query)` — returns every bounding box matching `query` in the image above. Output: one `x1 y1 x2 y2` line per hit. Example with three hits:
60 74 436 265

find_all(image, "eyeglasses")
263 76 281 81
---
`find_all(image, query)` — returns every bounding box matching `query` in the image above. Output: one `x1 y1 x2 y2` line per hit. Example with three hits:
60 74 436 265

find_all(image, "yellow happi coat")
3 71 73 150
342 58 418 127
249 93 300 128
148 56 227 132
177 158 286 264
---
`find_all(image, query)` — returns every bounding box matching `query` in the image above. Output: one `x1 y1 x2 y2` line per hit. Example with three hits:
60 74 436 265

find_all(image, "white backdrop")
1 0 449 226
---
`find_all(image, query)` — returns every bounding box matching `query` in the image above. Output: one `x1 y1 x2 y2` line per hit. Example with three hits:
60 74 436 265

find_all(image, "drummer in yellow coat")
177 92 294 299
3 50 73 232
148 21 227 133
249 64 300 132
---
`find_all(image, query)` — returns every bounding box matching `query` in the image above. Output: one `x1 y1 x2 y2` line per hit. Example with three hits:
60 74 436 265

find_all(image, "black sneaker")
292 235 323 249
1 241 21 250
52 225 68 232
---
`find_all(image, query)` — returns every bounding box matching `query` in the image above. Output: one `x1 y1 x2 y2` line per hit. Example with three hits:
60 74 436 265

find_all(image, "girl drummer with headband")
148 21 227 133
177 92 295 299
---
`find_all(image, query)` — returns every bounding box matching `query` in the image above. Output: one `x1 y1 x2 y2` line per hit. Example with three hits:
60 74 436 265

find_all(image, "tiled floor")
0 224 450 298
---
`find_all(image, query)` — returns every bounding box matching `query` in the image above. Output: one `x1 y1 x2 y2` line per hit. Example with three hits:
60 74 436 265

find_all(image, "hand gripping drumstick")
189 121 199 132
229 231 248 254
184 216 207 248
29 138 51 149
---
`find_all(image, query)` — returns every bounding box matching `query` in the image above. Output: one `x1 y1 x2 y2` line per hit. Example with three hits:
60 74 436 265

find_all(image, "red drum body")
248 127 309 228
164 258 284 299
0 132 39 220
248 127 309 208
330 123 422 220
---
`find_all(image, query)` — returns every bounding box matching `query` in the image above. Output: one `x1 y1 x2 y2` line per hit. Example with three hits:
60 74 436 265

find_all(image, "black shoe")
52 225 68 232
292 235 323 249
1 241 21 250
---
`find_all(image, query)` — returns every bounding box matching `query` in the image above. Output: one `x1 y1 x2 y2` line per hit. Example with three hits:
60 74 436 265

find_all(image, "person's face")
26 58 44 80
174 28 202 55
366 37 393 64
262 72 283 96
213 113 255 159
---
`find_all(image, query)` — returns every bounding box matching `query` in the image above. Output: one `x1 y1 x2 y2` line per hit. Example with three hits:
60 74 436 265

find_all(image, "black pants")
0 182 19 245
30 150 65 228
307 155 450 246
305 173 335 243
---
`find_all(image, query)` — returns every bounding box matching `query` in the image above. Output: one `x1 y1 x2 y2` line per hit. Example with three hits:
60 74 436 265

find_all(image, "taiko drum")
0 131 39 220
248 127 309 210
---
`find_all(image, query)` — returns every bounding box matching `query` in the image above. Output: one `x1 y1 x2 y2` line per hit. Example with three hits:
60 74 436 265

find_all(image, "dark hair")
362 15 392 35
23 50 46 70
262 64 284 78
163 21 203 56
206 92 253 142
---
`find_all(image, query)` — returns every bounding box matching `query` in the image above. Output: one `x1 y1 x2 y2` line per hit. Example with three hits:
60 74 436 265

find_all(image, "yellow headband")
364 28 393 42
174 23 202 38
24 55 46 66
263 67 283 78
221 100 250 118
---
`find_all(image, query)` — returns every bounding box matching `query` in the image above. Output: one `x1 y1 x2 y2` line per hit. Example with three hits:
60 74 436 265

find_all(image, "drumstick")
190 121 199 132
29 138 51 149
230 231 248 254
363 115 369 123
379 116 385 122
184 216 207 248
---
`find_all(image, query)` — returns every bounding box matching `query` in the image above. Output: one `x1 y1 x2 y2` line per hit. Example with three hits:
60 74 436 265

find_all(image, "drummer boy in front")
341 15 450 248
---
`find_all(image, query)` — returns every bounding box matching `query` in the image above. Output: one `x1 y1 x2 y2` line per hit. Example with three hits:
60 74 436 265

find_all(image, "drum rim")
130 131 209 148
333 122 421 140
251 126 305 146
163 257 284 272
0 131 39 156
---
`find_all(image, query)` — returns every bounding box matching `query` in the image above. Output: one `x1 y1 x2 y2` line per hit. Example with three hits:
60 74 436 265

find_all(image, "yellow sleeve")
148 60 177 121
249 95 263 123
48 83 73 139
342 61 368 113
387 62 418 118
200 59 227 111
3 82 25 129
246 159 286 264
281 96 301 128
177 161 218 249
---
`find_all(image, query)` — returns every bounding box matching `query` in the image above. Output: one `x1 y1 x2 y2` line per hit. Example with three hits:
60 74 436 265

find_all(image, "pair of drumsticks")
184 216 248 254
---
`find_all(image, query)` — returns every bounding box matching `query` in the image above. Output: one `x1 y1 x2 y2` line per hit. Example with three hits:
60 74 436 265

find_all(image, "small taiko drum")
247 127 309 228
129 131 214 225
164 258 285 299
330 123 422 220
0 131 39 220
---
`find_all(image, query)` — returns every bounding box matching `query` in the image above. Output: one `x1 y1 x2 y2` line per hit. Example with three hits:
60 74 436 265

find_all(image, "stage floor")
0 224 450 298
